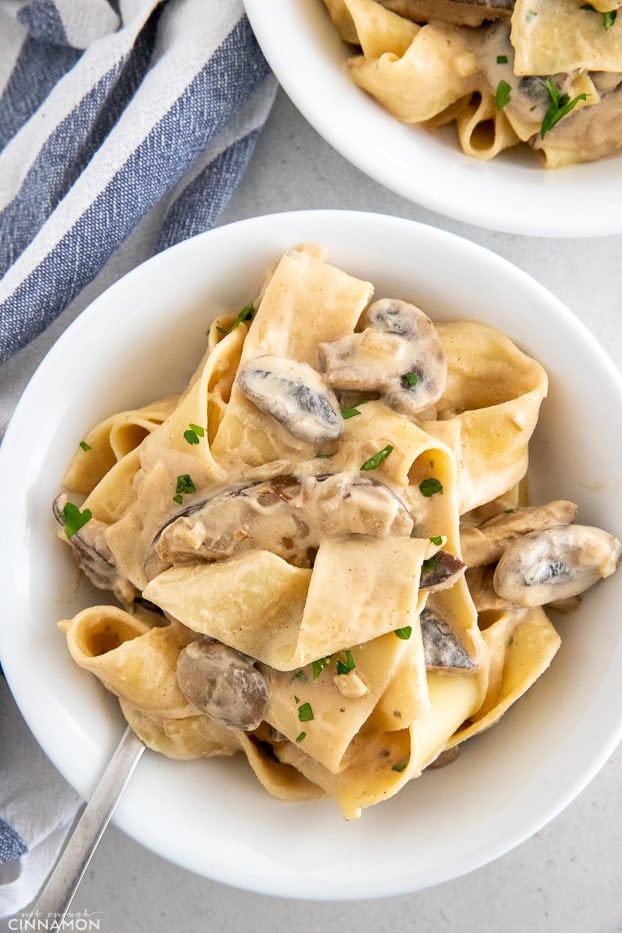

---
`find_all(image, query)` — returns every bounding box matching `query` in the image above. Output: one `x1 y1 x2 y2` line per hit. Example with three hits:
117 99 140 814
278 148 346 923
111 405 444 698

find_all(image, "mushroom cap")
176 638 270 731
150 472 414 571
237 354 344 443
319 298 447 417
493 524 622 607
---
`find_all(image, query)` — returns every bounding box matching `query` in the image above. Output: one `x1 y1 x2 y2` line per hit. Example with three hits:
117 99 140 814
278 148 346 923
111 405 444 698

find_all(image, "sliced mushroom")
237 354 344 443
420 550 465 591
318 298 447 418
531 84 622 164
493 525 622 608
176 638 269 731
150 472 414 572
53 494 136 606
378 0 514 27
460 500 578 568
420 605 476 670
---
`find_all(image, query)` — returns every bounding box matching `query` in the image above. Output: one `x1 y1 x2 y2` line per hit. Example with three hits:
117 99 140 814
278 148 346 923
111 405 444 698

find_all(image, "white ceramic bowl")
244 0 622 237
1 211 621 900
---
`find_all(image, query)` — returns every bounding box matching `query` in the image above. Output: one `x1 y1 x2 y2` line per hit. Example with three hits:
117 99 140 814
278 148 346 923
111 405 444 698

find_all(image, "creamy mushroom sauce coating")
54 244 621 818
322 0 622 167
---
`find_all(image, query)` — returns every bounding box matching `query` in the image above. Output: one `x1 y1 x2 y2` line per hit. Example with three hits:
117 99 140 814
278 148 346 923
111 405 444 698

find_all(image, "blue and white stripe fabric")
0 0 277 364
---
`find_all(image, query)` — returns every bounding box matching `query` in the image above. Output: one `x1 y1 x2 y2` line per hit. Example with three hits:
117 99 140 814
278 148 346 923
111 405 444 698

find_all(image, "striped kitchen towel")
0 0 277 365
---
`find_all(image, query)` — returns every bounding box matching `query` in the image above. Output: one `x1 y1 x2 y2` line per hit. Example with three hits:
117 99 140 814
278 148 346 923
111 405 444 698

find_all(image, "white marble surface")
2 89 622 932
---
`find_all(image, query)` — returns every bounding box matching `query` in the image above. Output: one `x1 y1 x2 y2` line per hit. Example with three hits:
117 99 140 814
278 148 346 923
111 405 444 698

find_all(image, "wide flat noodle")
277 721 413 819
62 396 178 496
511 0 622 75
347 17 482 124
237 731 326 801
59 607 196 718
143 536 433 670
455 90 520 160
120 699 240 760
327 0 419 57
423 321 548 515
265 631 425 773
448 606 561 746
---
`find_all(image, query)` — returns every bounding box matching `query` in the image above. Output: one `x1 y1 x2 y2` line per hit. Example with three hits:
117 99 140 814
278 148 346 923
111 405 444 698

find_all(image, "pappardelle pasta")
321 0 622 167
54 245 621 819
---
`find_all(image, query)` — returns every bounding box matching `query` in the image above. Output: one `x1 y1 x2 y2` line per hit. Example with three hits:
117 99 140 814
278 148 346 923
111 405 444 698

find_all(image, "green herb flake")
296 731 307 743
496 54 508 64
360 444 394 471
495 79 512 110
429 535 443 546
422 555 438 575
604 9 617 28
419 477 443 497
78 440 92 452
336 650 356 676
175 474 196 497
172 494 183 505
312 656 332 680
183 429 200 446
392 759 408 773
540 77 589 138
62 501 93 539
401 371 419 388
297 701 314 723
341 399 370 419
394 626 413 640
219 304 254 335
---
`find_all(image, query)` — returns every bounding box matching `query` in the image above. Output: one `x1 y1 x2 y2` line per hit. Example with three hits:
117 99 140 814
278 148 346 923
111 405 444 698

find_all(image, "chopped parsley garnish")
341 405 362 420
296 731 307 743
394 626 413 640
341 399 370 419
604 9 617 28
401 371 419 388
297 701 314 723
429 535 443 546
360 444 393 471
183 423 206 445
336 650 356 676
419 477 443 497
496 54 508 64
495 79 512 110
312 656 332 680
62 501 92 539
173 473 196 504
540 77 589 138
79 440 92 452
217 304 254 334
421 555 438 574
392 759 408 773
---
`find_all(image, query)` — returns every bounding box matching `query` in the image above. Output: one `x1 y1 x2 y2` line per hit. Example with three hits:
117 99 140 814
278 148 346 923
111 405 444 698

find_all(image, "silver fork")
30 727 145 923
